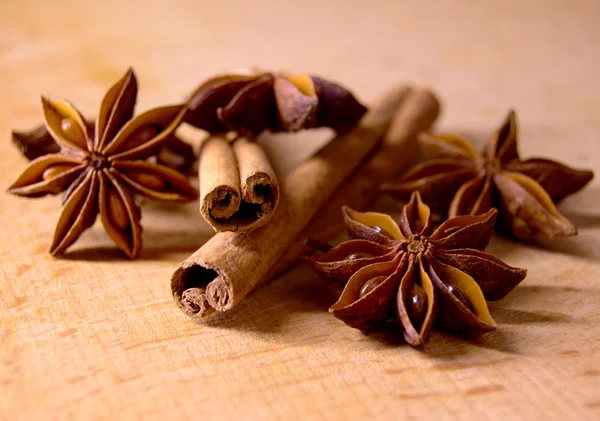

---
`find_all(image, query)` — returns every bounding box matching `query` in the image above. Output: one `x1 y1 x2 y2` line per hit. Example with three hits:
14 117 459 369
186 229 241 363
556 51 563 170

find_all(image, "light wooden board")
1 1 599 420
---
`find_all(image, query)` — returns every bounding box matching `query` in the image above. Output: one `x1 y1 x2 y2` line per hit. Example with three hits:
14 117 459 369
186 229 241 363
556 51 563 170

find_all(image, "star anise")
382 110 594 241
11 123 196 174
8 69 198 258
304 192 527 347
185 69 367 136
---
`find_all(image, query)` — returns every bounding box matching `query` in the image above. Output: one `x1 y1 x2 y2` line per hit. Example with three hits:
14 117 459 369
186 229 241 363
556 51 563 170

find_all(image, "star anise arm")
342 206 404 244
103 105 188 160
185 72 266 133
311 76 367 131
419 132 480 160
484 109 519 163
435 248 527 301
218 75 278 135
41 96 91 153
382 159 477 214
98 171 142 259
494 171 577 240
429 209 497 251
11 124 60 160
50 169 99 256
8 154 86 197
448 174 494 217
398 191 434 236
396 257 437 347
273 75 318 131
110 161 197 202
303 239 396 284
330 255 406 332
425 258 497 333
95 68 137 152
505 158 594 203
155 135 197 174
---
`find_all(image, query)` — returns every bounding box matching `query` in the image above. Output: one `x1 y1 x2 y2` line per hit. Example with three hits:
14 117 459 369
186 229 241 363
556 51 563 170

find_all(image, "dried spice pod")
304 192 527 347
171 84 411 321
198 136 280 233
12 124 61 160
185 69 367 136
8 68 198 258
11 123 196 174
155 135 196 174
383 110 594 242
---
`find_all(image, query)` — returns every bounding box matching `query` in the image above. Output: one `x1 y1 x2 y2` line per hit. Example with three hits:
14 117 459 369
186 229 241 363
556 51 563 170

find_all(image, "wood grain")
1 0 599 420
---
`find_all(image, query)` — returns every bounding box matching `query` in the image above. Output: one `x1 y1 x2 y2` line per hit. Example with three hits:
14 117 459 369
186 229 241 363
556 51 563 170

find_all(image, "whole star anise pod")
185 69 367 136
382 110 594 241
304 192 527 347
8 69 198 258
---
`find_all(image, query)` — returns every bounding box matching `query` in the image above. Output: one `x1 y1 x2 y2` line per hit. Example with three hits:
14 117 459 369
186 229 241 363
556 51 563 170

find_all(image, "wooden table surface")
1 1 599 420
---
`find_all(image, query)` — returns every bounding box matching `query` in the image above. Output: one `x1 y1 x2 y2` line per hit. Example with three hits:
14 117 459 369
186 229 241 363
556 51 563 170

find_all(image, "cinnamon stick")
171 83 412 320
199 136 280 233
267 88 441 279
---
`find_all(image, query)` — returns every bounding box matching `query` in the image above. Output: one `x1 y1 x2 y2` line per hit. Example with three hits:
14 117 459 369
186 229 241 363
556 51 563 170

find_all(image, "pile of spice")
8 67 594 348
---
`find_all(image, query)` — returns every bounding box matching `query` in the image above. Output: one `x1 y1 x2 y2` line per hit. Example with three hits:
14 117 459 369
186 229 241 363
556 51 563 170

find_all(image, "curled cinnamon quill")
199 136 280 233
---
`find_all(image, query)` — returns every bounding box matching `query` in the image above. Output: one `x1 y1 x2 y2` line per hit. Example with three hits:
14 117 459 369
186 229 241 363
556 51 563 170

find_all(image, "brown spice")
265 88 441 280
185 69 367 136
170 84 412 320
304 192 527 347
198 136 280 233
383 110 594 241
8 69 197 258
12 124 61 160
11 123 196 174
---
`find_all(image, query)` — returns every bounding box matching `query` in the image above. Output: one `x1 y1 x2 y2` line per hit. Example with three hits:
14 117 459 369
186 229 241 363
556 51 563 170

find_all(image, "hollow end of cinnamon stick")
172 249 244 319
172 262 221 320
199 136 280 233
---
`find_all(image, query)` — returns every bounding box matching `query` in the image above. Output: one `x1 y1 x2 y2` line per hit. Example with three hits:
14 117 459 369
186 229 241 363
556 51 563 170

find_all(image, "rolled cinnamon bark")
266 88 441 279
199 136 280 233
171 84 412 320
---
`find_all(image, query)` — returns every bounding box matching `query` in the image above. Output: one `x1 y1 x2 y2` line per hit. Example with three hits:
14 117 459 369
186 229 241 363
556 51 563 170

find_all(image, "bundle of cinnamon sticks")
171 84 441 320
198 136 280 233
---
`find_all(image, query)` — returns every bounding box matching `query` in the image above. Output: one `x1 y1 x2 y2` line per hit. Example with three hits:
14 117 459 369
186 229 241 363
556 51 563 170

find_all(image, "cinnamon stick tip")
171 263 220 318
243 172 279 206
203 186 241 220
